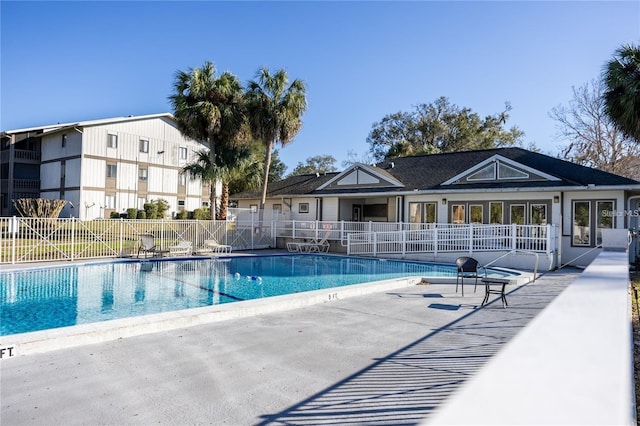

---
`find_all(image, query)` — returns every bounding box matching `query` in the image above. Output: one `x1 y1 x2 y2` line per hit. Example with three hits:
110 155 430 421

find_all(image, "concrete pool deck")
0 262 580 425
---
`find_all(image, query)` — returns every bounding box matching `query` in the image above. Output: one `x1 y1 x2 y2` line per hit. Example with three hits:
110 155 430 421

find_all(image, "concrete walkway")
1 269 579 425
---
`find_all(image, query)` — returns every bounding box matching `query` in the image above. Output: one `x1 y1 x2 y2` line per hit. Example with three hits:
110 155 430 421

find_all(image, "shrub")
193 208 210 220
144 202 158 219
110 212 120 219
137 210 146 219
175 210 188 220
127 208 138 219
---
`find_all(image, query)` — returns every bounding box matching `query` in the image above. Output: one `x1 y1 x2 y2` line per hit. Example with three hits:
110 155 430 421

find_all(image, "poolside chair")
196 239 232 255
455 256 483 297
169 241 193 256
293 232 332 253
138 233 158 258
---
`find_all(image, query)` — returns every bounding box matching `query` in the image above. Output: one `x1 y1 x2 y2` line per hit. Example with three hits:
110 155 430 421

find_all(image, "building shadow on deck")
257 277 572 425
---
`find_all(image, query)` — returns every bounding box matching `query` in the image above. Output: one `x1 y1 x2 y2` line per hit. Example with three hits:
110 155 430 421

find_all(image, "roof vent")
315 172 320 178
390 162 395 169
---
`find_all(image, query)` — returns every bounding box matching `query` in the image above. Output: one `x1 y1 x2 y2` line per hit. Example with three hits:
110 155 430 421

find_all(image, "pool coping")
0 254 532 358
2 275 427 357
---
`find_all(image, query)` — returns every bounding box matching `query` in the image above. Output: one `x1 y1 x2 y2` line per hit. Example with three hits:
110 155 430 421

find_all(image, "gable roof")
231 147 640 199
2 113 174 136
232 172 340 199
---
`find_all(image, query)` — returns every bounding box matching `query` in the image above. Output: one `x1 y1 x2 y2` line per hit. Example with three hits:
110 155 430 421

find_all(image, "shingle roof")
231 148 639 199
376 147 638 189
232 172 340 199
2 113 173 135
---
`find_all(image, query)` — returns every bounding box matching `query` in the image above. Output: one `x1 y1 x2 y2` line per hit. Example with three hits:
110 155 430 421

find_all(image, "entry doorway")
352 205 362 222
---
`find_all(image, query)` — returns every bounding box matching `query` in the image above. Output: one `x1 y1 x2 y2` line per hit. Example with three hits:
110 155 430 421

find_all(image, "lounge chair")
138 233 158 258
288 232 331 253
196 239 232 254
169 241 193 256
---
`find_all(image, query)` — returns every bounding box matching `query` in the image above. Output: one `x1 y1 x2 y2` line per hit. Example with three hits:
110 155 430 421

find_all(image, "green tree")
245 67 307 211
367 97 524 162
290 155 338 176
169 61 247 219
551 79 640 179
268 149 287 182
603 44 640 142
183 145 260 220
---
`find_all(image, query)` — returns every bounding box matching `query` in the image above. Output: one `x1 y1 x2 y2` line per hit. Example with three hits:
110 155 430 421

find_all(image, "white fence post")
373 232 377 257
469 223 473 254
434 227 439 256
402 230 406 257
11 216 17 264
119 218 124 256
512 223 518 250
70 218 75 261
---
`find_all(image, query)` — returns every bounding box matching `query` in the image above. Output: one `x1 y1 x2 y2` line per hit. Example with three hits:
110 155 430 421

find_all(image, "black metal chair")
456 256 482 297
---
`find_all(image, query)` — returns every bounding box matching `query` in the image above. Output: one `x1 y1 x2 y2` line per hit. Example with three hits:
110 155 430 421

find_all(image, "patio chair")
138 233 158 258
169 241 193 256
294 232 332 253
455 256 483 297
196 239 232 254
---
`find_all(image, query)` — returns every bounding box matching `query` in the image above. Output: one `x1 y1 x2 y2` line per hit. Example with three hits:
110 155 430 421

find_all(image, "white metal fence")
0 213 556 264
346 223 556 257
0 216 274 264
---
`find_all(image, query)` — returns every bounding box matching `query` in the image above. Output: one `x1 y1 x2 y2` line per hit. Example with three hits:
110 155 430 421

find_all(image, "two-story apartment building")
1 113 214 219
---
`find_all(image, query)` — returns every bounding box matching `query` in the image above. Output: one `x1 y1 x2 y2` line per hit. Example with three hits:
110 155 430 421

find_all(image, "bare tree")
341 149 374 168
551 79 640 179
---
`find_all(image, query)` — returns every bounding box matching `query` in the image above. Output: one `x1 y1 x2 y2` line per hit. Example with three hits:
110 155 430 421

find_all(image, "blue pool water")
0 254 513 336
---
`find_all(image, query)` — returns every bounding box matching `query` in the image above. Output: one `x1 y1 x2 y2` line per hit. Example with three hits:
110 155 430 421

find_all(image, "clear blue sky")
1 1 638 173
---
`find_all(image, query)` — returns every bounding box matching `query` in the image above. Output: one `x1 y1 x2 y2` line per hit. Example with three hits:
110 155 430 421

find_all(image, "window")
451 204 465 224
106 164 117 178
596 201 614 245
467 164 495 181
530 204 547 225
249 204 258 212
105 195 115 209
61 134 67 148
470 205 483 224
178 173 186 186
424 202 436 223
178 200 185 207
138 197 146 209
139 168 148 181
498 163 528 179
299 203 309 214
409 202 422 223
179 147 188 160
573 201 591 246
273 204 282 212
490 202 503 224
139 139 149 153
107 134 118 149
510 204 525 225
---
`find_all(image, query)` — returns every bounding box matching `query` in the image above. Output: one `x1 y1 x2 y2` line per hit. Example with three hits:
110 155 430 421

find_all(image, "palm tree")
169 61 247 219
603 44 640 142
245 67 307 211
182 144 261 220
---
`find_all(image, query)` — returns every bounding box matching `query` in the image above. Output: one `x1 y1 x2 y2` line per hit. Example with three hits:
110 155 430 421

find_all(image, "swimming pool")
0 254 513 336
